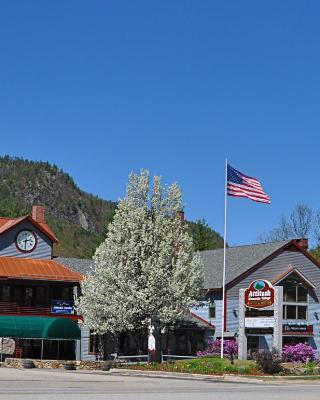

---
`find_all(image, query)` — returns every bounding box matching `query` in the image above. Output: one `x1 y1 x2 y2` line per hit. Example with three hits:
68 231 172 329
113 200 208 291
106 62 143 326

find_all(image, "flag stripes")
227 165 271 204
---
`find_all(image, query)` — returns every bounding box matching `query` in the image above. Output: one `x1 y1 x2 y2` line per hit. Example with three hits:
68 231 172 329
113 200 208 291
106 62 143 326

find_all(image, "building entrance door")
247 336 259 359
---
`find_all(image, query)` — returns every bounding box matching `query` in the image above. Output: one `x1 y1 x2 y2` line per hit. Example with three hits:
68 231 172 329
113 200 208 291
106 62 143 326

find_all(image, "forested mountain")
0 156 223 257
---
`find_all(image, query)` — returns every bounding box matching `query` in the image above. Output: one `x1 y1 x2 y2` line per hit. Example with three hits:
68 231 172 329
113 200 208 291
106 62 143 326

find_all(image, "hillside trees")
259 203 320 260
77 170 204 360
260 203 313 242
188 219 224 251
0 156 223 257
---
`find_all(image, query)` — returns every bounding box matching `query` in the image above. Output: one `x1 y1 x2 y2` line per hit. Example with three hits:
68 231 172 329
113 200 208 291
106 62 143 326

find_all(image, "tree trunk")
98 336 104 361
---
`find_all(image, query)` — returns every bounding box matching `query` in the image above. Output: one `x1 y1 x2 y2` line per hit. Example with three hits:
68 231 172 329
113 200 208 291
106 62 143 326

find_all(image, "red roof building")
0 205 83 360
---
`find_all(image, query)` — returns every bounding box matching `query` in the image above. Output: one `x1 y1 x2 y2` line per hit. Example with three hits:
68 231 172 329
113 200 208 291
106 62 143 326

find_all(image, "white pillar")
273 286 283 353
238 289 247 360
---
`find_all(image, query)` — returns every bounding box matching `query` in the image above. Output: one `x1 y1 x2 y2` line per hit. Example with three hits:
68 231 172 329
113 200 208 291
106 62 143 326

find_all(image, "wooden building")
192 239 320 357
60 238 320 359
0 206 82 360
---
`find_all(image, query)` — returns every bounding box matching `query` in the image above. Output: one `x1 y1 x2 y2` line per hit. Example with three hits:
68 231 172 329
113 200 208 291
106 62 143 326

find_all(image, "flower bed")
282 343 316 363
127 357 257 375
197 339 238 361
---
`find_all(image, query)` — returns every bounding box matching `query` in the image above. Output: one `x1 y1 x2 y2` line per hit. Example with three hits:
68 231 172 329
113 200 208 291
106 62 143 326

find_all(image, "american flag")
227 164 271 204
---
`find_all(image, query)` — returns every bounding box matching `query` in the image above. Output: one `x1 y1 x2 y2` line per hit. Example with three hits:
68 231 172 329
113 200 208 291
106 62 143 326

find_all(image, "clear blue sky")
1 1 320 246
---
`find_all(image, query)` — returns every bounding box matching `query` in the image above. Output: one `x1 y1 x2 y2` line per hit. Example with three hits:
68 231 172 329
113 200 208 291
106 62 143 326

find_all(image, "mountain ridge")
0 155 223 257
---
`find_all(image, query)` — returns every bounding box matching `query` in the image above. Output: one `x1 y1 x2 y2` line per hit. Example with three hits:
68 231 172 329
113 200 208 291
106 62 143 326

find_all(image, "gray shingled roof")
56 240 289 290
200 241 288 289
55 257 94 276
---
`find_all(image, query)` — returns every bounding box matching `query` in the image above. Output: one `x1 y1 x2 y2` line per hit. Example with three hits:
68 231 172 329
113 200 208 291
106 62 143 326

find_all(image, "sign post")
239 280 282 360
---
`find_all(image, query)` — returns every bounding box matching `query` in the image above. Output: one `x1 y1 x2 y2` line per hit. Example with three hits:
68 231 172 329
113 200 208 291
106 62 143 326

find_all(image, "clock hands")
24 238 34 249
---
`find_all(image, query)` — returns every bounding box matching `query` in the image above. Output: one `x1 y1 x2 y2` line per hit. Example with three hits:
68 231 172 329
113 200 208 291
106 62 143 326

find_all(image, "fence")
109 353 196 364
161 354 196 362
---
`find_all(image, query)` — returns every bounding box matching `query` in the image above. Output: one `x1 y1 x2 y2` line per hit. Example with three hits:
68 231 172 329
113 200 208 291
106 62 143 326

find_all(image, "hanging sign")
51 300 75 315
244 280 275 309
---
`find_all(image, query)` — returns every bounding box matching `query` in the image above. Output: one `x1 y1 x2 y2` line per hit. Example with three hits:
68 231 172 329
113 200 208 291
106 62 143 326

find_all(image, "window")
0 285 11 302
12 286 21 304
298 286 308 302
283 277 308 303
61 287 71 301
35 287 46 306
89 330 97 354
52 286 72 301
23 288 33 307
282 276 308 320
208 300 216 319
298 306 308 320
283 305 308 320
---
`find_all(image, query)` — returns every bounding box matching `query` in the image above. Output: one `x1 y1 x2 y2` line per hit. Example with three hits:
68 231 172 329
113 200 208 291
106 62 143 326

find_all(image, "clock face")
16 230 37 252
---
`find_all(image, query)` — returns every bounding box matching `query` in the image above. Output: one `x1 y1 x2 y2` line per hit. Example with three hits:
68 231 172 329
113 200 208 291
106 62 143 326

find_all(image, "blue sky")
0 1 320 246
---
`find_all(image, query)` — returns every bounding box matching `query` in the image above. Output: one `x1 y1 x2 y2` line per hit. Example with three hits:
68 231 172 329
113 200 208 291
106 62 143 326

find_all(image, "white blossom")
77 170 203 334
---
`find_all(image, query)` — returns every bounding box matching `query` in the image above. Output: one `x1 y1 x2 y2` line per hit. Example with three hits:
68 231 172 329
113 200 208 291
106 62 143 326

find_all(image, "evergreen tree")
188 219 224 251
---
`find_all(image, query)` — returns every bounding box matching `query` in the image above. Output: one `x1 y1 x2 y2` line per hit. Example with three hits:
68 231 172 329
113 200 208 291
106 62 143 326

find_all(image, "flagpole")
221 158 228 359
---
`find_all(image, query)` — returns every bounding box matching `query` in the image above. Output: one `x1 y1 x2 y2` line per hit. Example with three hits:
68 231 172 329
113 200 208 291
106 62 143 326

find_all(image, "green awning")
0 316 81 340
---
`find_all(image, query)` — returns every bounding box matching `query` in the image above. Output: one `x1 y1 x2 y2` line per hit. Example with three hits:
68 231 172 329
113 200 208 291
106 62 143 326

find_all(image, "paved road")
0 368 319 400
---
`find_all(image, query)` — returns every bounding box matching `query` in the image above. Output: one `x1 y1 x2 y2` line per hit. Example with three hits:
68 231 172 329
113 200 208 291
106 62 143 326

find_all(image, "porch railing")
108 353 196 363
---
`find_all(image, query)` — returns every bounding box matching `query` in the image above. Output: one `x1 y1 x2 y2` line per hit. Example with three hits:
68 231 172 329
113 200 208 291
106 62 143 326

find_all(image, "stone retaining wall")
3 358 116 370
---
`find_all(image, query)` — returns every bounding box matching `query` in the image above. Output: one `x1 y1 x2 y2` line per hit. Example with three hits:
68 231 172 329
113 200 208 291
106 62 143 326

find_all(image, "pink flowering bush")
282 343 316 363
197 339 238 361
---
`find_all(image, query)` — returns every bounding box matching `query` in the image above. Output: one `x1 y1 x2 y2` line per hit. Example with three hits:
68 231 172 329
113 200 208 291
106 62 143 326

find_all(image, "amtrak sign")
244 280 275 309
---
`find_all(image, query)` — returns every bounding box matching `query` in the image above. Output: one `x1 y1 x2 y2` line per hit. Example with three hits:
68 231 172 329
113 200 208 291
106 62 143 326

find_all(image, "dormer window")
283 276 308 303
282 276 308 320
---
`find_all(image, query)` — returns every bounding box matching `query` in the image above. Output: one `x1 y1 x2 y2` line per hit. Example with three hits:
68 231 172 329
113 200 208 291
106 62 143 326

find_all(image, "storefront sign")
51 300 74 315
244 280 275 309
245 309 274 318
245 328 273 335
283 324 313 334
245 317 275 328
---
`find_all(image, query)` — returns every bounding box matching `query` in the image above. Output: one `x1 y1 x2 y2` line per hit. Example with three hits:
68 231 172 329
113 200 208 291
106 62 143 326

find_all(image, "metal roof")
0 256 83 282
0 216 59 243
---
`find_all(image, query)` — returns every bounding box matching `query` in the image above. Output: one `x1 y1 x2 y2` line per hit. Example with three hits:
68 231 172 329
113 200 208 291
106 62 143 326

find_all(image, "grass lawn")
127 357 258 375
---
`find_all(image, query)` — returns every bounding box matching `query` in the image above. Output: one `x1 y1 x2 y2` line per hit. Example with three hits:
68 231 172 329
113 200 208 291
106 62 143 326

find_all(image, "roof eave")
221 240 313 290
272 266 317 289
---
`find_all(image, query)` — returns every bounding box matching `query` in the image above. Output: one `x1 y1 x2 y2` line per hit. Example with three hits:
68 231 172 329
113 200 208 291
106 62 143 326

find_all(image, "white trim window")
282 276 308 320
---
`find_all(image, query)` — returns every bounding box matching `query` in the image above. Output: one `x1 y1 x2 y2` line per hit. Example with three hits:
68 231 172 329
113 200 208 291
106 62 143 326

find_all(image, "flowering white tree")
78 170 203 355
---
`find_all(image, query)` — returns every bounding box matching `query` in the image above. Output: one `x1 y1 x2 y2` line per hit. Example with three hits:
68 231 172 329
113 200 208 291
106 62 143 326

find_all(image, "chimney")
294 238 308 251
177 210 185 224
32 205 45 224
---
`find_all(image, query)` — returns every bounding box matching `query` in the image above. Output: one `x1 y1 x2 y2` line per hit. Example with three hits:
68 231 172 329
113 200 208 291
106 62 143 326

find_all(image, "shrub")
254 349 282 374
304 361 319 375
197 339 238 362
282 343 316 363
